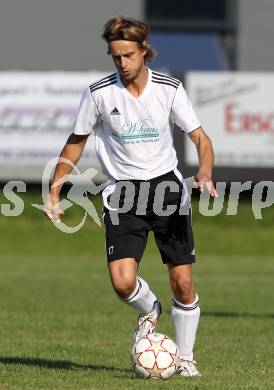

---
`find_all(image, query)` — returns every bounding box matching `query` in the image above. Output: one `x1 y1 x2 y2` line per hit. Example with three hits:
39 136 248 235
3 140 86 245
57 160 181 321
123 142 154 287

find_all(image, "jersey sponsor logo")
112 119 160 145
110 107 121 115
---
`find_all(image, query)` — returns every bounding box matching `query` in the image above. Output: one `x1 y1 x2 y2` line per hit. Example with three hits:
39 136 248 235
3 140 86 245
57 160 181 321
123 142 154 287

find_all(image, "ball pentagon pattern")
131 333 180 380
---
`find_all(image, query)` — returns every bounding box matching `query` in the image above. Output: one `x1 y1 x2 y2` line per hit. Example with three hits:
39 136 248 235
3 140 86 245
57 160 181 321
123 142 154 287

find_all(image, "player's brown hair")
102 16 156 63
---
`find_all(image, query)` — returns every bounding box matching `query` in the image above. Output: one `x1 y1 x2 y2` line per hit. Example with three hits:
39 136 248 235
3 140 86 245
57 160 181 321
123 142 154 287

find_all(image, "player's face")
108 40 146 82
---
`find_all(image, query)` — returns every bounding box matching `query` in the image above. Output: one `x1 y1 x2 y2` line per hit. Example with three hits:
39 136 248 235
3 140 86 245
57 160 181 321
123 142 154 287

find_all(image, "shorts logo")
108 245 114 255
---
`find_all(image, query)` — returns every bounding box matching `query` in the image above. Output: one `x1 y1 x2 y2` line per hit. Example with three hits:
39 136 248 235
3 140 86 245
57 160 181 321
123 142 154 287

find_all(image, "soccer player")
44 16 217 377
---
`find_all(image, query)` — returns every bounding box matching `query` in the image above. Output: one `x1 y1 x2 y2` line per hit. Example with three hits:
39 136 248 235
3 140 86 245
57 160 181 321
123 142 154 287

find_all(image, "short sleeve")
171 83 201 133
73 88 100 135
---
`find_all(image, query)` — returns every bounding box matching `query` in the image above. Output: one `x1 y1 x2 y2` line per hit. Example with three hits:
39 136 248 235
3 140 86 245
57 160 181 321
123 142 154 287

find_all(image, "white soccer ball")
131 332 180 380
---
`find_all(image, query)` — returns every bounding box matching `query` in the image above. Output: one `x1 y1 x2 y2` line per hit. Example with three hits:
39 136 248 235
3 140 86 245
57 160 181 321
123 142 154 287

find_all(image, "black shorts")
102 170 195 265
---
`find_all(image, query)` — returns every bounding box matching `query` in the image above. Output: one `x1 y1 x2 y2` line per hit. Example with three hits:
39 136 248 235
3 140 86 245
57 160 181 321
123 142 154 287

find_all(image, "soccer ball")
131 333 180 380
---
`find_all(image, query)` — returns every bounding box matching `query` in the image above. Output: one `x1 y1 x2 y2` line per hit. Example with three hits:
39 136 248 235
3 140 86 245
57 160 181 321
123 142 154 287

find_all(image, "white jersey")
73 68 201 181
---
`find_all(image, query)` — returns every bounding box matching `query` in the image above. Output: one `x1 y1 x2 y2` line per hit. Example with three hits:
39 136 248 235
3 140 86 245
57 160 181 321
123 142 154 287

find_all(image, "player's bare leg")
109 258 138 299
168 263 201 377
109 258 161 342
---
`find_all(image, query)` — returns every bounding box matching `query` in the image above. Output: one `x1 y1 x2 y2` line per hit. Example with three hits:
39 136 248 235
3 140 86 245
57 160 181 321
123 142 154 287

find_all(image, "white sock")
171 294 200 361
120 276 157 314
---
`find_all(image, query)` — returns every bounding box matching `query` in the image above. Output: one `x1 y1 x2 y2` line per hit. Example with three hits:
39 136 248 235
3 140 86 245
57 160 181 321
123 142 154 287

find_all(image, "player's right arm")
43 133 89 221
43 86 100 221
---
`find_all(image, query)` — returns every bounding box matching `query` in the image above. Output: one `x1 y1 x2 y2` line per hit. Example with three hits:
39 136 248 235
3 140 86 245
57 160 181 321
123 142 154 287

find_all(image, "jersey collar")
117 68 152 101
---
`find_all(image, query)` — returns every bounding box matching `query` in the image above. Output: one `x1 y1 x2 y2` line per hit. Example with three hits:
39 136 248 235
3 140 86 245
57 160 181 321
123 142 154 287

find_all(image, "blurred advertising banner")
0 72 108 182
186 72 274 167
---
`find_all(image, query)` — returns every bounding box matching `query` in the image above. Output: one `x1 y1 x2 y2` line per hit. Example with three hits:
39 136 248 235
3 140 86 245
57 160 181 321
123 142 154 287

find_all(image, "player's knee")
171 275 193 300
112 278 136 299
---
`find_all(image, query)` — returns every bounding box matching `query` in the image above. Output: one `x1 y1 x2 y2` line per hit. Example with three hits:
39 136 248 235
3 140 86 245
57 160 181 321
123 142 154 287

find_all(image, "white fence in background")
0 71 273 182
186 72 274 168
0 72 107 181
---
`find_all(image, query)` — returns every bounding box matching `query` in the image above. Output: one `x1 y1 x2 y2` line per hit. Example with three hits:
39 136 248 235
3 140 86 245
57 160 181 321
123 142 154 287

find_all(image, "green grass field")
0 189 273 389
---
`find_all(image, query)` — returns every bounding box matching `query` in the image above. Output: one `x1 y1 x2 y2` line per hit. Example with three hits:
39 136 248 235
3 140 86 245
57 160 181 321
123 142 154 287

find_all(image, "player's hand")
194 173 218 198
43 192 64 223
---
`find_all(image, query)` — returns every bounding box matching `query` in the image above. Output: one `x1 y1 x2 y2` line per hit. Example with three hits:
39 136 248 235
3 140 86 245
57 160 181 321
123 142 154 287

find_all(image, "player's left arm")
187 126 217 197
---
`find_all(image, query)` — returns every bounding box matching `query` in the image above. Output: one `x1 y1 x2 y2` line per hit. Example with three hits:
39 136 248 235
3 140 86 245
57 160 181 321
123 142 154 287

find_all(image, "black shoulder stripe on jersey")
152 71 180 85
89 73 116 89
152 79 179 89
152 74 179 86
152 76 180 88
90 72 116 85
152 75 179 88
89 73 117 90
152 71 180 84
89 79 117 93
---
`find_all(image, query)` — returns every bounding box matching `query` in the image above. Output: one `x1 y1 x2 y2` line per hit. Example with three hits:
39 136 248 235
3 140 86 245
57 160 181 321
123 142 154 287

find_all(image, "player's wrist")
196 171 212 181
